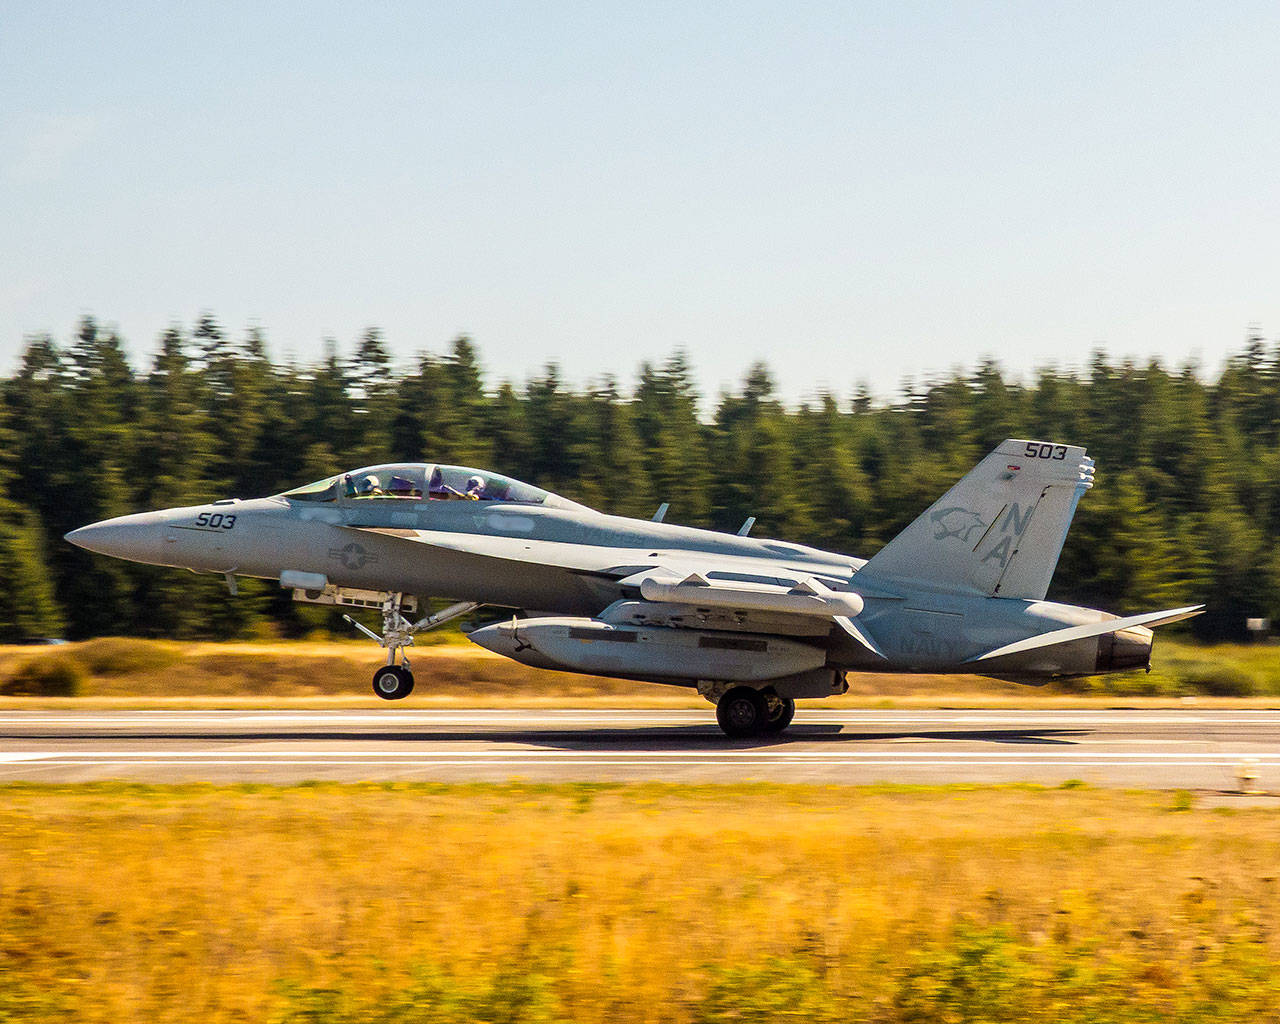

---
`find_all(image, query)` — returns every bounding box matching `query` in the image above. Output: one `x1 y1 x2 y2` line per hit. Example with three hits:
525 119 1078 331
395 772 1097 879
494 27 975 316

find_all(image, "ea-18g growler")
66 439 1201 736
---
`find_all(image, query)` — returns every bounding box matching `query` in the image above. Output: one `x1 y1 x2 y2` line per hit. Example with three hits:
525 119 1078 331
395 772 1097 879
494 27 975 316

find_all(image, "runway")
3 708 1280 788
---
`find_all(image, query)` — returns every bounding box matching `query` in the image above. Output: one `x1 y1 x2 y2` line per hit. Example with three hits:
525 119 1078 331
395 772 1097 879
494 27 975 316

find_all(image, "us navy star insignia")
328 542 377 570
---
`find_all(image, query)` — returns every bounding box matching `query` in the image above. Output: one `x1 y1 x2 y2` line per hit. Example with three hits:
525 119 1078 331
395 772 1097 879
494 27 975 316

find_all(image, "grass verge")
4 783 1280 1022
2 636 1280 707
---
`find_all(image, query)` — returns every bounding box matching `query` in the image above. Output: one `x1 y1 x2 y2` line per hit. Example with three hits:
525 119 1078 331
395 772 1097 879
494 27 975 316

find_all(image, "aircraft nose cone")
63 514 166 561
63 525 92 548
64 522 114 554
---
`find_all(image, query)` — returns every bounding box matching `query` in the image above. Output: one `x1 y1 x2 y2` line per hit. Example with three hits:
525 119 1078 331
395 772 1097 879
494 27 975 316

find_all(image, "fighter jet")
66 439 1201 736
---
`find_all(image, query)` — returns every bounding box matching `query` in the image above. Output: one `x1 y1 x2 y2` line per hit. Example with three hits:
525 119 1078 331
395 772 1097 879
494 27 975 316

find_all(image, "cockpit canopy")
280 463 584 510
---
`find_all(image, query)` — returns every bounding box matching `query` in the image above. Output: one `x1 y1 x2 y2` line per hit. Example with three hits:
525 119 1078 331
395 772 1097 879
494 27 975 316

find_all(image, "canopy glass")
281 463 579 509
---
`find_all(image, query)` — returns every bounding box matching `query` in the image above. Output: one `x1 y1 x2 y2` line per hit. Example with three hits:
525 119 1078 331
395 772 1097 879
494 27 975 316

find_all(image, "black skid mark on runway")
823 728 1086 746
523 726 1087 751
0 725 1087 752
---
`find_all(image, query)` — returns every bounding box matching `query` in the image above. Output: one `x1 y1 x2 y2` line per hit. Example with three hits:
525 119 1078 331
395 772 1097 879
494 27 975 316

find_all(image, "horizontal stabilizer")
964 605 1205 663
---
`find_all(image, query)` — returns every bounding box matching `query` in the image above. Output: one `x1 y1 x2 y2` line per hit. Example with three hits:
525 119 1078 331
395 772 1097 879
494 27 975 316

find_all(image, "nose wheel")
372 664 414 700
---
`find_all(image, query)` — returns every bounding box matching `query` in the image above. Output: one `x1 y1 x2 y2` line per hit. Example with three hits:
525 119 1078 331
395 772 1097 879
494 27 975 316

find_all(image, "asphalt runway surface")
4 709 1280 789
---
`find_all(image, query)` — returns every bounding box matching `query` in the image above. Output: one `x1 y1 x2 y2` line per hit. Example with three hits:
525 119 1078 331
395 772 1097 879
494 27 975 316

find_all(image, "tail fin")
855 439 1094 600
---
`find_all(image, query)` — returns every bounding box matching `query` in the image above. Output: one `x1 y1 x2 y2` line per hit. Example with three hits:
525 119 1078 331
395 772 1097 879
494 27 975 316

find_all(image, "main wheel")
372 664 414 700
716 686 768 738
761 695 796 734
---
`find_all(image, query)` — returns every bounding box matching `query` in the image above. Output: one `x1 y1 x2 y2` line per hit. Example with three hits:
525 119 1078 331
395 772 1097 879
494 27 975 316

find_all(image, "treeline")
1 315 1276 641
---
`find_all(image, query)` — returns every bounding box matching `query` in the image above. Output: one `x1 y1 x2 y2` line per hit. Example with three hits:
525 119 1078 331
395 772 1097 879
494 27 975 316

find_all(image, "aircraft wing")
964 605 1205 663
344 527 888 658
341 526 856 581
344 526 644 574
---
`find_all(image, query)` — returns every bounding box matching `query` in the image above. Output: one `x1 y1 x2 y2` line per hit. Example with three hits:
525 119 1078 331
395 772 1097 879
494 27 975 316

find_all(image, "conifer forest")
2 315 1276 642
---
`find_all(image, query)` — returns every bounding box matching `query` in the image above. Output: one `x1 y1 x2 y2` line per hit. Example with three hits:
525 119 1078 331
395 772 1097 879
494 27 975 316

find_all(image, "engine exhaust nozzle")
1095 625 1154 672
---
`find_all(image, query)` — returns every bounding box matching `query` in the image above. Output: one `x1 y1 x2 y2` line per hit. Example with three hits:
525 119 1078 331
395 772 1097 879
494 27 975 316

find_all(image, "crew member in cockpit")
464 475 486 500
427 467 450 499
429 467 467 499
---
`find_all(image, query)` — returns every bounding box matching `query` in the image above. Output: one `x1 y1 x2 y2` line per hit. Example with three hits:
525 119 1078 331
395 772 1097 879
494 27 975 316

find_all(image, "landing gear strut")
761 693 796 734
344 595 480 701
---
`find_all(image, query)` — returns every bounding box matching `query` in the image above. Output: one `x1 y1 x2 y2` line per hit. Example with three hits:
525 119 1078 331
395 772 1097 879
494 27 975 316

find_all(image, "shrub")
1176 661 1258 697
895 925 1033 1024
273 966 561 1024
75 637 181 676
1052 672 1171 697
1 655 85 696
694 958 839 1024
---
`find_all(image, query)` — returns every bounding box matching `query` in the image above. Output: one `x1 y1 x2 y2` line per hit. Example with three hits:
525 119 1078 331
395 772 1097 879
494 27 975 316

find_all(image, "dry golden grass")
0 637 671 704
4 783 1280 1022
2 636 1280 708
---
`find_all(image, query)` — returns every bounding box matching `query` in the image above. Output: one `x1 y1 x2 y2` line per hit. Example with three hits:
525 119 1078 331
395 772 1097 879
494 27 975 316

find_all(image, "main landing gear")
344 594 480 701
714 686 796 738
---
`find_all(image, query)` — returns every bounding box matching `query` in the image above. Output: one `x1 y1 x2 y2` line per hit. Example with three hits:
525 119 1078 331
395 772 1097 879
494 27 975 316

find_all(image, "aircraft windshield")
281 463 569 507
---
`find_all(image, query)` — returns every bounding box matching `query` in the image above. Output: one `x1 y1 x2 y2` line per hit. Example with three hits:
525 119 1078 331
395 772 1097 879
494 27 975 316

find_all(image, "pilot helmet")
358 474 379 494
466 475 484 492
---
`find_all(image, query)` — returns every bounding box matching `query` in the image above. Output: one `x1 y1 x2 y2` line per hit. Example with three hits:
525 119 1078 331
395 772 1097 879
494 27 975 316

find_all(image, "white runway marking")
2 709 1279 720
0 760 1262 770
4 709 1280 785
6 750 1280 762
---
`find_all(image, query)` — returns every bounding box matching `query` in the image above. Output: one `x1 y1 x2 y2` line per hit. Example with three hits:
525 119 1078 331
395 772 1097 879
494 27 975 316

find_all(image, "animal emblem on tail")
930 507 986 543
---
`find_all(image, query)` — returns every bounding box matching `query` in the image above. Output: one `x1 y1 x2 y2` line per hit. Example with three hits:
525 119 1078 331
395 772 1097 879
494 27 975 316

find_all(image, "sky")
2 1 1278 402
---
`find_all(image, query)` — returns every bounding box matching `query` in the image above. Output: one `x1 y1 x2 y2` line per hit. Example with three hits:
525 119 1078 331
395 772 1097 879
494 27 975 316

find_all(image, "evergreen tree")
567 377 646 516
523 365 577 493
390 352 447 463
441 336 491 468
482 381 531 482
0 382 61 639
131 326 232 637
790 394 868 553
712 362 814 540
0 500 63 641
6 312 1280 640
191 312 225 374
349 327 393 464
633 353 711 526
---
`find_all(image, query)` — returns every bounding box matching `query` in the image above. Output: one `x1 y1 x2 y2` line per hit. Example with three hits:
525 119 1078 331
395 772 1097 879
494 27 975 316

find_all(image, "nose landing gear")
343 594 480 701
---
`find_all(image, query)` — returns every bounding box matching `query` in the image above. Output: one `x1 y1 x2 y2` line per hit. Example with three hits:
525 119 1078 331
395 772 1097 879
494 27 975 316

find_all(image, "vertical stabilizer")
855 439 1094 600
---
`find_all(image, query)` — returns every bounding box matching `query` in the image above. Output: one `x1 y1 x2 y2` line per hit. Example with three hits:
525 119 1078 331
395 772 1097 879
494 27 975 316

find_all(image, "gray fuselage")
66 489 1144 679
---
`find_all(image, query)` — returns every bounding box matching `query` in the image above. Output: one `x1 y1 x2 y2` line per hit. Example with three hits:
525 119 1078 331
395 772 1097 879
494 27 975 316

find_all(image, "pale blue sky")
2 2 1278 400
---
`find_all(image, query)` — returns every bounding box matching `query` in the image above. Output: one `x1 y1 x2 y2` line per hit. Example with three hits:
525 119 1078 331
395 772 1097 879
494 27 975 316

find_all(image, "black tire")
716 686 768 738
372 665 414 700
761 696 796 734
